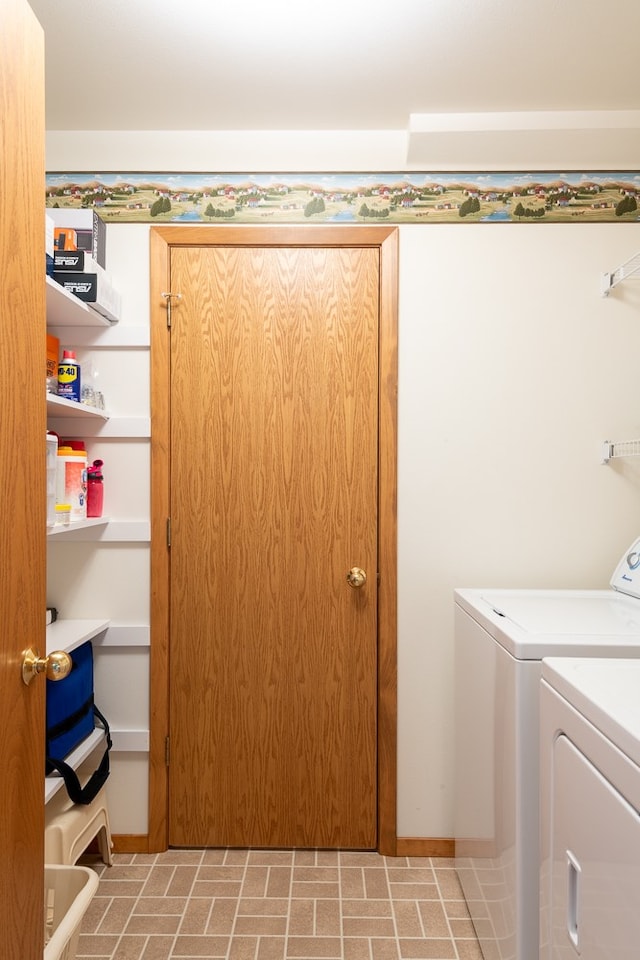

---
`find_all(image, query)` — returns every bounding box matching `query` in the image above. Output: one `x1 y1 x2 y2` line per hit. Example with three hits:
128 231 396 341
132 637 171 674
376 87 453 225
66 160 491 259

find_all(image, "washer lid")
454 588 640 659
484 591 640 634
542 657 640 767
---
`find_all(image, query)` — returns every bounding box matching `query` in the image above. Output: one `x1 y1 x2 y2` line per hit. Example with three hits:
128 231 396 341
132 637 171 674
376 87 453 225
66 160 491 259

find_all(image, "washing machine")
454 538 640 960
539 657 640 960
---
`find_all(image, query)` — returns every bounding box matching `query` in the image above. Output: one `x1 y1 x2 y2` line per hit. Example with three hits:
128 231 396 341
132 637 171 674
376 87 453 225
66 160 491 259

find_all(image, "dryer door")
549 735 640 959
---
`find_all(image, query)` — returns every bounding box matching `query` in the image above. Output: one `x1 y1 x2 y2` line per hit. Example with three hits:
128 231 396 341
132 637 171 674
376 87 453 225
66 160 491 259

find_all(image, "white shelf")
49 323 151 350
45 728 106 803
602 252 640 296
47 519 149 542
98 624 150 647
601 439 640 463
46 393 109 421
51 324 150 348
47 415 149 439
47 517 110 538
46 275 118 326
110 729 150 752
44 267 129 809
46 618 110 656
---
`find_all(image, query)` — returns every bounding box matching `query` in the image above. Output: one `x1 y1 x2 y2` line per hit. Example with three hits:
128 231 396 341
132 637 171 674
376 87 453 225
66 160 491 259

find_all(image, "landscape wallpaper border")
46 171 640 225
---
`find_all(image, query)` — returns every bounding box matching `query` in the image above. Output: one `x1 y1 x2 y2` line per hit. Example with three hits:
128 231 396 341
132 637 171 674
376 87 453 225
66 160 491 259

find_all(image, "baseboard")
112 834 150 854
395 837 454 858
110 834 453 858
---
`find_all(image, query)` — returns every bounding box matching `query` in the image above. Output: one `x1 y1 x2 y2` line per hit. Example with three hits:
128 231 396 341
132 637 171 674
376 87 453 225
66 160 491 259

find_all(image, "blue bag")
45 640 112 805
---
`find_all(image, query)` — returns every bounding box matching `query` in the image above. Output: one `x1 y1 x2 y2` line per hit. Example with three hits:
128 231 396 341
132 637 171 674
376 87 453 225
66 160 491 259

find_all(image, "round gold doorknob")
22 648 72 686
346 567 367 589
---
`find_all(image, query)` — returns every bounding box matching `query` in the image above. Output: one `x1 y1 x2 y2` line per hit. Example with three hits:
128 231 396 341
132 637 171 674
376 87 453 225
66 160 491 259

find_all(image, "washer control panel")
610 537 640 598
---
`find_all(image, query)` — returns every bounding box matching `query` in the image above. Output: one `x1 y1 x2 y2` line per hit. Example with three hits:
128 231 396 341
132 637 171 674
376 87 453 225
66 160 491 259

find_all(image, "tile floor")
77 849 483 960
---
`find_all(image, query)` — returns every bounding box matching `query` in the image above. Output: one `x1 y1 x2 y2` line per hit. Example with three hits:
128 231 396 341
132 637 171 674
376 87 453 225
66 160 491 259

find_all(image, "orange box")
46 333 59 380
54 227 77 251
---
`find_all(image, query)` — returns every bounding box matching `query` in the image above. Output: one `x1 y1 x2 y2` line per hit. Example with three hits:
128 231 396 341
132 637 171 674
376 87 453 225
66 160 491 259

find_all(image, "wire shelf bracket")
602 252 640 296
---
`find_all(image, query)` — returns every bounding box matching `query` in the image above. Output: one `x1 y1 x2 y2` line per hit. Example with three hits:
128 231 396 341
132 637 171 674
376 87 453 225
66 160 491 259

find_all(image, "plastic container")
57 350 81 403
56 447 87 521
54 504 71 526
46 433 58 527
86 460 104 518
44 864 99 960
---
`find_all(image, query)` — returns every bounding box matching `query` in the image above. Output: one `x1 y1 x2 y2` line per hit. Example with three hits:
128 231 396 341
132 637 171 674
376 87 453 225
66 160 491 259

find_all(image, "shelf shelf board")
46 618 110 656
50 324 150 348
45 728 106 803
47 415 149 439
46 519 149 542
110 729 150 752
98 624 150 647
46 275 118 326
47 517 110 538
46 393 110 420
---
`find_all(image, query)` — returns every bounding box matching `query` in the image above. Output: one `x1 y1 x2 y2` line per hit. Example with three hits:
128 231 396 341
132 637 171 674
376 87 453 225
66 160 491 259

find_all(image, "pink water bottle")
87 459 104 518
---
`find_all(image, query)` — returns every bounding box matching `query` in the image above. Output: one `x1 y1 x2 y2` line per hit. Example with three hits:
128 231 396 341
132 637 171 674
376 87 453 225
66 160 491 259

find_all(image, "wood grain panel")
0 1 46 955
169 245 379 847
149 225 397 854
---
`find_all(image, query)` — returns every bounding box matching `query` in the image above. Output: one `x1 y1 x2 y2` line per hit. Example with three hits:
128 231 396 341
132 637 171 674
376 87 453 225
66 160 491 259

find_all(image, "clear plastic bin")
44 864 99 960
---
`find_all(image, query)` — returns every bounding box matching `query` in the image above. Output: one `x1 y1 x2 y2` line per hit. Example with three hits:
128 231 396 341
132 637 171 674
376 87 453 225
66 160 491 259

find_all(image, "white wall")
47 130 640 838
397 223 640 833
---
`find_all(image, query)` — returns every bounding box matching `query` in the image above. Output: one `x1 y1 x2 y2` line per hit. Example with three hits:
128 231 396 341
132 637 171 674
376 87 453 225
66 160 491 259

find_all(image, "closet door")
0 1 46 957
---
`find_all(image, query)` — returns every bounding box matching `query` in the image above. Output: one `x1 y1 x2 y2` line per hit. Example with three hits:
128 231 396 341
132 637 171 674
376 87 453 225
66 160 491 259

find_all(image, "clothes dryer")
454 538 640 960
540 657 640 960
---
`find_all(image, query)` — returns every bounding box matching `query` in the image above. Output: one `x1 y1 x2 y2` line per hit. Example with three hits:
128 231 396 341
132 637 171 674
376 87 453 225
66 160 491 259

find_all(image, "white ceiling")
27 0 640 134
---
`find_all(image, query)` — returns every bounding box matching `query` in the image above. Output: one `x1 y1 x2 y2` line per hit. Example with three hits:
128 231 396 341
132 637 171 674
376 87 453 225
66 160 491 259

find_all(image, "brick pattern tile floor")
76 849 483 960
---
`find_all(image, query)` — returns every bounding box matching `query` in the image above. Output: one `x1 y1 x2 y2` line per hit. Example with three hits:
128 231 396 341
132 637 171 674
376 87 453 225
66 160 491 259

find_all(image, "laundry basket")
44 864 99 960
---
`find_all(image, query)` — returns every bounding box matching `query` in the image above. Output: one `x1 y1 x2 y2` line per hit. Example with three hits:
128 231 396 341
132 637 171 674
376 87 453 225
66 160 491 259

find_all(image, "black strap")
46 705 112 806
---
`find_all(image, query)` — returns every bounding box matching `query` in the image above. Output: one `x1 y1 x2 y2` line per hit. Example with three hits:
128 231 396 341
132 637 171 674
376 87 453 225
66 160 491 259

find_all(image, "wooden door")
167 241 380 847
0 0 46 956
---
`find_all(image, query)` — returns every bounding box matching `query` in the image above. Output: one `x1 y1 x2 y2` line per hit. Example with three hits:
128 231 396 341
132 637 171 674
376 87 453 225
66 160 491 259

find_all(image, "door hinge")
165 736 170 766
161 291 182 328
167 517 171 548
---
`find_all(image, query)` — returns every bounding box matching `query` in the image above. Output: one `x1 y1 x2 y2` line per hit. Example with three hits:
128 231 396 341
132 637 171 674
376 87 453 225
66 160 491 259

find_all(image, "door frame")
148 225 398 855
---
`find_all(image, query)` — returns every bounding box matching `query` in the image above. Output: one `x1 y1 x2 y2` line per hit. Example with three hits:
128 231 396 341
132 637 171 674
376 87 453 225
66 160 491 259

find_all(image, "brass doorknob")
346 567 367 588
22 648 72 686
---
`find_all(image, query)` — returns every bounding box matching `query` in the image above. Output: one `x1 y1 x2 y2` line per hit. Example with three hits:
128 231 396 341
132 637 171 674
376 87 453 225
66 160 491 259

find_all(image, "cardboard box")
52 270 120 324
46 209 106 267
54 227 77 251
45 214 54 258
93 212 106 268
46 333 59 380
45 214 55 276
54 250 85 271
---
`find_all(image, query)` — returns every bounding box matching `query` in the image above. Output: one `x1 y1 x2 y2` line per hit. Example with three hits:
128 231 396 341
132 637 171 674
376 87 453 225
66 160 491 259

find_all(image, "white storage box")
44 864 98 960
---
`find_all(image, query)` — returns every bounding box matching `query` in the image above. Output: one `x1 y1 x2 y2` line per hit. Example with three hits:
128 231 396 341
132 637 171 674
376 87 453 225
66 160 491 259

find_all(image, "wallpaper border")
46 171 640 225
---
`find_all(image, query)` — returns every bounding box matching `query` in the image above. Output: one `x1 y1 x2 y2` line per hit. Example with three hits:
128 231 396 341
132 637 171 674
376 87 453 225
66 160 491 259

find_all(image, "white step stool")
45 774 113 867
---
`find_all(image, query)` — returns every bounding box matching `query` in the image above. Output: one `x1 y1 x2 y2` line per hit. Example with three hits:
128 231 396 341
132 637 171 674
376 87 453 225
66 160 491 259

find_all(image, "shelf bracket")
601 439 640 463
601 251 640 296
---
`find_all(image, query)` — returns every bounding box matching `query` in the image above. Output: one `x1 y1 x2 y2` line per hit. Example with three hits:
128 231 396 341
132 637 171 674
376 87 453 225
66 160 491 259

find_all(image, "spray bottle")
57 349 81 402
